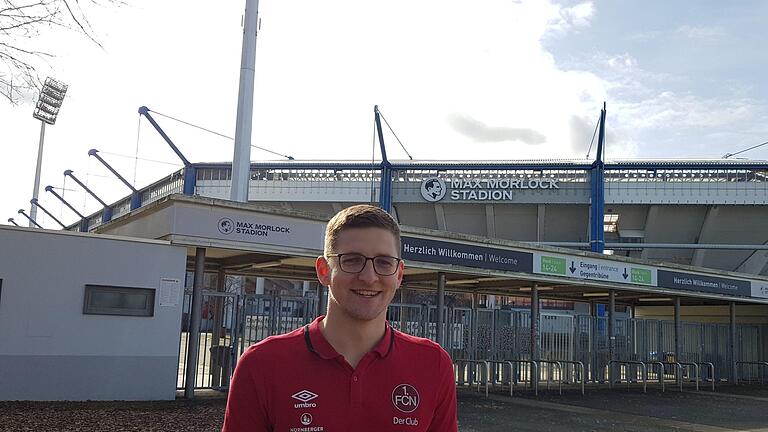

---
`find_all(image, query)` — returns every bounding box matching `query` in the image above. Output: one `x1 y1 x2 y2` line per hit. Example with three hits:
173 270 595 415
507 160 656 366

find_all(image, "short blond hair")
324 205 401 255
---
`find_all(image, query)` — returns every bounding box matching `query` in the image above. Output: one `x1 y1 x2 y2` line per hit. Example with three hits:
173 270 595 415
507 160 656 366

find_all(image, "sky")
2 0 767 227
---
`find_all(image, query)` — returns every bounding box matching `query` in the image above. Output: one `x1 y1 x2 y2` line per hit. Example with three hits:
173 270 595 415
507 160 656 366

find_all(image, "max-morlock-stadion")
2 110 768 400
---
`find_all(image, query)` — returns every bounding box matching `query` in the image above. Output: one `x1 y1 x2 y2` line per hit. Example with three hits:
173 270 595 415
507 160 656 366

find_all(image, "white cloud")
606 53 638 71
676 25 726 40
597 61 766 156
615 91 761 130
630 25 726 42
546 1 595 34
551 45 768 159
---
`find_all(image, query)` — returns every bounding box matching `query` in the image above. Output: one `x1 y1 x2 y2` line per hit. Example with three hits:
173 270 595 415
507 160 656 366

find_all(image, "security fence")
177 292 768 391
177 291 318 390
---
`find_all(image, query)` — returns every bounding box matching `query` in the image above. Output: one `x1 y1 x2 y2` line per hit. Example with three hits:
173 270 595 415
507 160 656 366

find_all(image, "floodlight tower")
230 0 259 202
29 77 68 227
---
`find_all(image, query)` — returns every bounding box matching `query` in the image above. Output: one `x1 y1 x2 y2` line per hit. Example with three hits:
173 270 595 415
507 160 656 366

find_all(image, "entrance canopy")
96 195 768 307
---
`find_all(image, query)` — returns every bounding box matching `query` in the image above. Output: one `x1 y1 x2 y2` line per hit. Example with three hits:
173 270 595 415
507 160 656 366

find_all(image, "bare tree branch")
0 0 119 103
61 0 102 48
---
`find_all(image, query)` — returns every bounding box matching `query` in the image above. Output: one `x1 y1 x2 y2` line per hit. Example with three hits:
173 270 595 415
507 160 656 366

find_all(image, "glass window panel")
84 285 155 317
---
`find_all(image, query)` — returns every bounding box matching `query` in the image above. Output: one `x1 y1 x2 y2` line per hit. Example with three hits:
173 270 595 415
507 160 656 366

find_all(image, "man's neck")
320 309 386 369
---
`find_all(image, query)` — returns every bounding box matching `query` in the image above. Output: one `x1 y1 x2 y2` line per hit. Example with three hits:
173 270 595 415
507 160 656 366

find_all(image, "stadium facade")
5 154 768 399
74 157 768 278
67 158 768 395
8 107 768 398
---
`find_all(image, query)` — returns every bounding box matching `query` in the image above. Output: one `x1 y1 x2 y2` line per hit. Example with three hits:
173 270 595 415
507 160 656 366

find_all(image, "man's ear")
316 256 332 286
395 259 405 288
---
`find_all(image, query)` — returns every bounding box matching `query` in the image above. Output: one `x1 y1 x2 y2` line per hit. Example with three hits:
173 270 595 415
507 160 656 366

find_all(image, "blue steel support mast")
138 106 196 195
44 185 88 232
88 149 142 210
64 170 113 223
590 103 607 253
374 105 393 213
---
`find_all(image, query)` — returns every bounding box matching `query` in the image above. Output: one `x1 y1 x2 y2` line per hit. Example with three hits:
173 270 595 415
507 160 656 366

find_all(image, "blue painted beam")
139 106 195 196
138 106 191 166
30 199 66 228
88 149 143 210
64 170 113 223
17 209 42 228
374 106 393 213
45 185 88 232
183 166 197 196
590 104 606 253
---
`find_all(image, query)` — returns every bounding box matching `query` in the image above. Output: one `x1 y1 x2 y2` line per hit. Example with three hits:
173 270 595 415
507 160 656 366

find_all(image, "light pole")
230 0 259 203
29 77 68 227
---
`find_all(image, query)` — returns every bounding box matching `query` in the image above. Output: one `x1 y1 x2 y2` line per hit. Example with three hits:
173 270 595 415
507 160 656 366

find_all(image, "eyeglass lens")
338 253 399 275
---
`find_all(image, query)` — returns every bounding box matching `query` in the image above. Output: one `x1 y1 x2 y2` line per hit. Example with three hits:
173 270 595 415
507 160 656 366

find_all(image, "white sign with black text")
752 281 768 299
173 205 325 250
159 277 181 307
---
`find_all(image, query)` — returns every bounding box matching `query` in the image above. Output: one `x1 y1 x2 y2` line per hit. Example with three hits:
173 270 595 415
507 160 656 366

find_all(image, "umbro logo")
292 390 318 402
292 390 318 409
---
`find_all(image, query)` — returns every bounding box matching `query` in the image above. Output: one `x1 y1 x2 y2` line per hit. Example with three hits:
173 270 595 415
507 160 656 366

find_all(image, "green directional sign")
631 268 652 285
540 256 566 275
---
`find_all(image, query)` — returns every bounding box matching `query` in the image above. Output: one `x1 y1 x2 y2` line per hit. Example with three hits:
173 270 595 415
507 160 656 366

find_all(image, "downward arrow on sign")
569 261 576 273
622 268 629 279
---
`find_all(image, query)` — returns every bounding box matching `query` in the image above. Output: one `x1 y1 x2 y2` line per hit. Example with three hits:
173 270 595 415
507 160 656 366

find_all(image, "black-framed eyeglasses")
326 253 402 276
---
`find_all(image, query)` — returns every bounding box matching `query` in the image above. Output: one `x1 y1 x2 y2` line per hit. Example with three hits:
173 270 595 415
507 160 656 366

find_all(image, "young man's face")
316 227 404 322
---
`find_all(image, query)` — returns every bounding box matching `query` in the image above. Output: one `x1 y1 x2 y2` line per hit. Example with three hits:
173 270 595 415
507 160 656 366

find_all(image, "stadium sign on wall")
401 236 533 273
402 235 768 300
420 176 559 202
534 253 656 286
657 270 751 297
174 205 325 250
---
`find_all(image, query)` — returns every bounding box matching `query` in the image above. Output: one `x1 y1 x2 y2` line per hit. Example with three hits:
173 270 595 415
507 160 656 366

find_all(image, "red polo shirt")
222 316 457 432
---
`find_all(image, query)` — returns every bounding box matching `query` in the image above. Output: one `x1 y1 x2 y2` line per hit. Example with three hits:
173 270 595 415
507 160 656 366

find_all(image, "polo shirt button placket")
350 373 363 411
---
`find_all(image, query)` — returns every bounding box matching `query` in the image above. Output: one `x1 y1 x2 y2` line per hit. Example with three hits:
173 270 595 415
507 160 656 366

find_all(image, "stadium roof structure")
53 155 768 280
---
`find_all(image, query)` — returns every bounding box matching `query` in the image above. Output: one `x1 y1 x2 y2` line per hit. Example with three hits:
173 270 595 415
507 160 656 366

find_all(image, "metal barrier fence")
178 291 318 390
177 296 767 391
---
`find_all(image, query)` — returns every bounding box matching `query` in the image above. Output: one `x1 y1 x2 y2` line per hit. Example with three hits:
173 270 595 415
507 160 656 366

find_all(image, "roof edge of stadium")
192 158 768 168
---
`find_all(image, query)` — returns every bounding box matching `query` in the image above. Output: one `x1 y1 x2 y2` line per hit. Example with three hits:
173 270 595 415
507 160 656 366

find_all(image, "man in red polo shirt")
223 205 457 432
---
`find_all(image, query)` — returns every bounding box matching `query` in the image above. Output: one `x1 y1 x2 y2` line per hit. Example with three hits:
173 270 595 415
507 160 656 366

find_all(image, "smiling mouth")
352 290 381 298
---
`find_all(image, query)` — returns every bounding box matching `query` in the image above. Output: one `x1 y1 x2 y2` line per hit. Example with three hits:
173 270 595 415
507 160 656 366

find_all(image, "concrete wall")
0 226 186 401
635 304 768 324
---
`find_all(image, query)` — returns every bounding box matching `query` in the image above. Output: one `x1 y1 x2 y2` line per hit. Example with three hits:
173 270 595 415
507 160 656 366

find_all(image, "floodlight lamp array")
33 77 68 125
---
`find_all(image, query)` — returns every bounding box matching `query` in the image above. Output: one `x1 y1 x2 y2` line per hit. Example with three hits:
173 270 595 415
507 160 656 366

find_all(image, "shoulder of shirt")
392 330 453 376
240 325 306 360
393 329 447 356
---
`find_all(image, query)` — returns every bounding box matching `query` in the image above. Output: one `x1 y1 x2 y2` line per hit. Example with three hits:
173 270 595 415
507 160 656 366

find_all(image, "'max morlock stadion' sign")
420 176 559 202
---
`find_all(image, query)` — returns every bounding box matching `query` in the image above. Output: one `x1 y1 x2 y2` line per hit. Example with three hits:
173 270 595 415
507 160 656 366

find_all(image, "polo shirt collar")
305 316 395 360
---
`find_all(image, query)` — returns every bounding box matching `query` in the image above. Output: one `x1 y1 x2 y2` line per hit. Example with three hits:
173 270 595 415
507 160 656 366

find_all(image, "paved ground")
524 386 768 431
1 385 767 431
458 392 677 432
459 384 768 432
